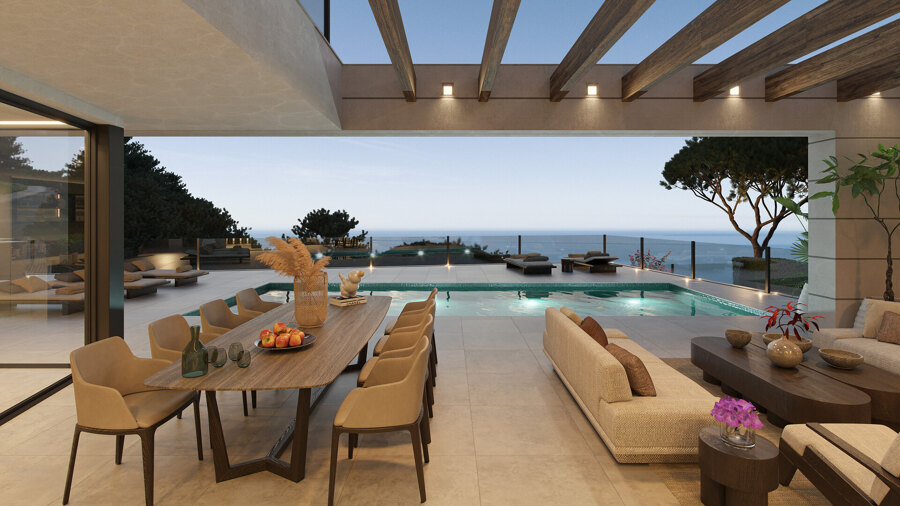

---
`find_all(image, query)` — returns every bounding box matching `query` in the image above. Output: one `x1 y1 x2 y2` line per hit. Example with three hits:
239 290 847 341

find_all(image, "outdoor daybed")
127 259 210 286
503 253 555 275
52 272 171 299
0 288 84 314
182 245 250 264
543 307 716 463
562 251 620 273
813 298 900 375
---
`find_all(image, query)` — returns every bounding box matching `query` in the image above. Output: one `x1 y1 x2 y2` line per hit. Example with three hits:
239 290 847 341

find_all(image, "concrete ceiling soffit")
183 0 341 129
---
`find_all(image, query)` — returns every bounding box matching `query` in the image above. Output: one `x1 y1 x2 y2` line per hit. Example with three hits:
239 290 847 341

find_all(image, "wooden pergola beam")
369 0 416 102
549 0 654 102
837 56 900 102
478 0 521 102
766 20 900 102
694 0 900 102
621 0 788 102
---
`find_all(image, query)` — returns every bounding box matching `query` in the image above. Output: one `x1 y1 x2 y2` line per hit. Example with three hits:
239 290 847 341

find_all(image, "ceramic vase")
294 272 328 328
181 325 208 378
725 329 751 348
766 336 803 368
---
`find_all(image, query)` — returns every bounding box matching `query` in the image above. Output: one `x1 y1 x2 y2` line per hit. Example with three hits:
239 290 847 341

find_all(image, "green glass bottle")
182 325 208 378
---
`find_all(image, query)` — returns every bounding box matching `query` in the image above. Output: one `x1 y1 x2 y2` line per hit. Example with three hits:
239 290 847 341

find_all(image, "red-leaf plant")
762 301 823 341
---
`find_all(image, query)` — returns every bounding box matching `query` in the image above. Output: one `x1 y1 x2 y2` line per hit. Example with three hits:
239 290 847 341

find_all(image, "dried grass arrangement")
257 237 331 290
258 237 331 327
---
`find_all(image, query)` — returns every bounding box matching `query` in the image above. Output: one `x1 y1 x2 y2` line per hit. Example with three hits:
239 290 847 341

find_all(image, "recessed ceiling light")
442 83 454 96
586 84 598 96
0 120 67 126
729 86 740 96
872 91 882 96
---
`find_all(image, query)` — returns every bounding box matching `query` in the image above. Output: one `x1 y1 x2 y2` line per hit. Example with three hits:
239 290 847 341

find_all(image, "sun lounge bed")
128 259 210 286
0 289 84 314
503 253 555 275
181 245 251 264
124 277 170 298
562 251 619 273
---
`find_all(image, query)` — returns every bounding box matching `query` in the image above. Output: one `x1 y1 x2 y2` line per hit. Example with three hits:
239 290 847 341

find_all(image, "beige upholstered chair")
375 309 436 389
235 288 281 318
383 288 438 335
383 292 439 375
360 320 436 418
64 337 202 506
199 299 253 337
329 338 432 505
148 314 255 417
779 422 900 505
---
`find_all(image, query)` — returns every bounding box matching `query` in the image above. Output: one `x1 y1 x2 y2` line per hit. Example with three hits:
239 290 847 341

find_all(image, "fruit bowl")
819 348 864 369
254 334 316 351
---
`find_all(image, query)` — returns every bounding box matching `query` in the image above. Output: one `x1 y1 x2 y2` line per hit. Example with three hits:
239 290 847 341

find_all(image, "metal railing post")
639 237 645 269
369 237 373 252
517 235 521 255
446 235 450 265
603 234 607 253
691 241 696 279
196 238 200 271
765 247 771 293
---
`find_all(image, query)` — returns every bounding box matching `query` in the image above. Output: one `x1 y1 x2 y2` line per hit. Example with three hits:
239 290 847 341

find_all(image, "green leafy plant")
773 197 808 263
811 144 900 300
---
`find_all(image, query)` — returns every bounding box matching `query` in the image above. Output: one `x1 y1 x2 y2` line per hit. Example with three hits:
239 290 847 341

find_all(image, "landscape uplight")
586 84 598 96
442 83 454 96
729 86 740 96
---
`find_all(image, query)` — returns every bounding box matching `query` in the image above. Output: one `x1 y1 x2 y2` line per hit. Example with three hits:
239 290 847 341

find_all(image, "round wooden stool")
698 426 779 506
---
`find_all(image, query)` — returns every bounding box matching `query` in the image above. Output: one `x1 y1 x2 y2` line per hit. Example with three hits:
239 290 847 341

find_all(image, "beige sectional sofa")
813 299 900 374
543 307 717 463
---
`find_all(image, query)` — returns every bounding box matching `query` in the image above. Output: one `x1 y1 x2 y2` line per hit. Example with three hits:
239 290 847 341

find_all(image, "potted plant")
711 397 764 448
258 237 330 327
762 301 822 368
811 144 900 300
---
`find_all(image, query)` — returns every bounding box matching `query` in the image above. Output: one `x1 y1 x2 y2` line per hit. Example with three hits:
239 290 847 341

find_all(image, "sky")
17 0 899 237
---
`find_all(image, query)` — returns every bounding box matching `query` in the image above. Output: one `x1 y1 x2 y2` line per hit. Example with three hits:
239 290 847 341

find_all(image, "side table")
698 426 779 505
561 258 575 273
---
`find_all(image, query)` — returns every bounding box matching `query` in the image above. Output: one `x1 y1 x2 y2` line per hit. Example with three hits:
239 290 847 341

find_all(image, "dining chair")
199 299 254 337
383 288 438 335
352 335 433 452
362 315 435 416
375 310 437 389
384 293 439 375
64 337 202 506
148 314 254 417
235 288 281 318
329 338 431 505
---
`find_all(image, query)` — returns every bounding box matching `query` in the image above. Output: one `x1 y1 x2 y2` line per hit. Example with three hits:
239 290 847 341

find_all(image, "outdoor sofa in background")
503 253 555 275
127 259 209 286
813 298 900 375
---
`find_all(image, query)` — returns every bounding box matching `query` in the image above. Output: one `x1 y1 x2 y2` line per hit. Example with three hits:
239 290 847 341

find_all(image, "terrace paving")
1 264 824 504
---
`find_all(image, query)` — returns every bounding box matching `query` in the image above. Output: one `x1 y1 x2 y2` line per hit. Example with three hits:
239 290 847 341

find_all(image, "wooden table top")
145 296 391 392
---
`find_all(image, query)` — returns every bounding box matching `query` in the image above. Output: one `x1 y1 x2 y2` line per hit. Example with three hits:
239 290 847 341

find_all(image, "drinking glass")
212 348 228 367
237 352 251 368
228 343 244 362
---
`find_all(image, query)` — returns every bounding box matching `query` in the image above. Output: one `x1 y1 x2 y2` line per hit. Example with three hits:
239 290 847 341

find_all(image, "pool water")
256 283 763 318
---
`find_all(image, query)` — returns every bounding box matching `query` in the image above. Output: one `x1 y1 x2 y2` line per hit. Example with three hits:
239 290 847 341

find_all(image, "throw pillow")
586 251 606 257
580 317 608 347
175 264 192 273
559 306 582 326
132 259 156 272
876 311 900 345
863 300 900 338
54 272 82 283
12 276 49 293
73 269 85 280
56 285 84 295
123 271 142 282
853 298 871 330
0 281 24 294
605 343 656 396
523 255 549 262
123 262 140 272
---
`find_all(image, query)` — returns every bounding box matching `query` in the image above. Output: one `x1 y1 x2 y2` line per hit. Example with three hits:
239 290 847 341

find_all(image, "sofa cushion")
175 264 192 273
523 255 549 262
123 262 140 272
54 272 82 283
559 306 582 326
74 269 85 280
132 259 156 271
12 276 50 293
123 271 142 282
853 299 871 329
877 311 900 345
580 317 608 347
606 343 656 396
863 300 900 338
884 433 900 478
834 338 900 373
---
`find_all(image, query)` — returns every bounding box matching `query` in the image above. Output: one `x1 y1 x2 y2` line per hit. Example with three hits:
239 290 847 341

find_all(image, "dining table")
145 295 391 483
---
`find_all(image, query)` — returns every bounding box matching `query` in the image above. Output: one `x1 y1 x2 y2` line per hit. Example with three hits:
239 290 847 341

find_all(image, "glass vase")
181 325 208 378
720 423 756 449
293 272 328 328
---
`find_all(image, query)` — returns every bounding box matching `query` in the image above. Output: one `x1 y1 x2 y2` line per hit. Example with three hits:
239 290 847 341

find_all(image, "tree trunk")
886 232 894 301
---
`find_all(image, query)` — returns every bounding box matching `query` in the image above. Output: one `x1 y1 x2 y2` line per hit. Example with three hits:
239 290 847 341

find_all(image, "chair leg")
429 354 436 387
328 429 340 506
115 435 125 465
176 409 182 420
251 390 257 409
778 451 797 486
192 396 203 461
62 426 82 505
241 391 249 417
348 433 356 460
432 331 438 365
425 378 434 418
410 425 427 503
139 428 156 506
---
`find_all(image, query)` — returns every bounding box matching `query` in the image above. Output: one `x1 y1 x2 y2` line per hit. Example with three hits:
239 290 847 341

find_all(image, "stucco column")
808 133 900 327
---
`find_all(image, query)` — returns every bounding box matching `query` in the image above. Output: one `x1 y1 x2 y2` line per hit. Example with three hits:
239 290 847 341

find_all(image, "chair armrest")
378 344 418 360
337 384 416 429
381 330 424 354
363 356 411 387
73 381 137 430
808 423 900 495
123 356 173 394
392 310 428 329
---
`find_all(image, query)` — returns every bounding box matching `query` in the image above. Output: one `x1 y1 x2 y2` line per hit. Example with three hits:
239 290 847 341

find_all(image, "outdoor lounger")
503 253 555 275
563 251 619 273
128 259 210 286
0 289 84 314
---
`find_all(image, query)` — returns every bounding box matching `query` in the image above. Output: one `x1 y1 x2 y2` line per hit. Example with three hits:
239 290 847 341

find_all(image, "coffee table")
699 426 779 506
146 296 391 483
747 335 900 430
691 336 871 427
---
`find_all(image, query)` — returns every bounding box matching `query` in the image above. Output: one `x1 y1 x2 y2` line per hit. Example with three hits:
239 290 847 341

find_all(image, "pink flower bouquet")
711 397 764 430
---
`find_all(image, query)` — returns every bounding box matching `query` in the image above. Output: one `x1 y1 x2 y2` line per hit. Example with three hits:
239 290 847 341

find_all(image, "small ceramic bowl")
819 348 864 370
725 329 752 348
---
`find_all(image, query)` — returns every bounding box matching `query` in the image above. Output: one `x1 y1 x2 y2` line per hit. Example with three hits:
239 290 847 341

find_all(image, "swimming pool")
249 282 764 317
